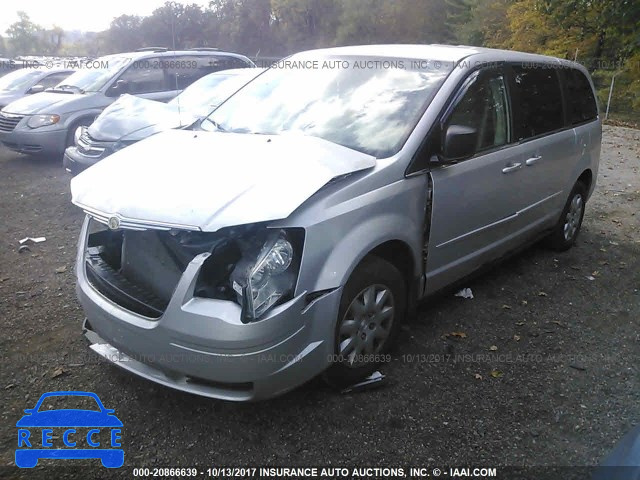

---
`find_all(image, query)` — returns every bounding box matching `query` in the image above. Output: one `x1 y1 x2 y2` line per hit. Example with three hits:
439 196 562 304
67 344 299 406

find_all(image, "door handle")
502 162 522 174
526 155 542 166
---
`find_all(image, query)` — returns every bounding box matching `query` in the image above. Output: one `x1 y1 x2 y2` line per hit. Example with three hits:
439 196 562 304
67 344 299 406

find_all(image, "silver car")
0 67 74 110
71 45 601 401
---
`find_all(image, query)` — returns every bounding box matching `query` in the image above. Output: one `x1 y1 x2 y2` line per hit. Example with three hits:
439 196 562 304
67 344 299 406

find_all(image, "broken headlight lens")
232 229 302 322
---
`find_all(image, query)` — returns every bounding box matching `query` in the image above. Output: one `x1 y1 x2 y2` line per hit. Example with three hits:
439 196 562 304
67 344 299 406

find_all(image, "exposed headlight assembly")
231 229 303 322
27 114 60 129
193 226 303 322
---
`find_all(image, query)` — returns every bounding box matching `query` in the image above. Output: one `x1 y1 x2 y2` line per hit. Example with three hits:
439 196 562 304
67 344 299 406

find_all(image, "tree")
107 15 144 53
5 11 43 55
139 2 209 49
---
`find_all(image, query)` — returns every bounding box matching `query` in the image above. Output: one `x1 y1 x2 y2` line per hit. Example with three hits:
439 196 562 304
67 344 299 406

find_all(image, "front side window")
562 68 598 125
445 70 510 155
511 65 564 140
202 55 452 158
117 57 166 94
57 56 131 92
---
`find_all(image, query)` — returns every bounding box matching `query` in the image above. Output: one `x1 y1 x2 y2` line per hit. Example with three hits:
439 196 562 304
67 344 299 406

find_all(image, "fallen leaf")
514 335 521 341
521 300 528 306
489 345 498 351
591 270 599 277
490 370 503 378
474 373 483 380
51 367 65 378
586 276 596 281
516 321 525 326
538 291 548 297
54 266 67 274
450 331 467 338
501 304 512 310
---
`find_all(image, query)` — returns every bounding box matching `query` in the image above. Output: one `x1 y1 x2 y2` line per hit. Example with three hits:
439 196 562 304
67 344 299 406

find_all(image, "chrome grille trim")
77 130 109 157
0 112 25 132
79 203 202 232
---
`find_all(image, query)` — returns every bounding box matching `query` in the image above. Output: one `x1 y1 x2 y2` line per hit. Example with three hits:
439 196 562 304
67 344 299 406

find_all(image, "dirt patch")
0 125 638 478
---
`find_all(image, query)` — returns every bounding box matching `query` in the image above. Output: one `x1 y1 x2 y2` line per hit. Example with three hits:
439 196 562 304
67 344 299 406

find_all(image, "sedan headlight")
27 114 60 129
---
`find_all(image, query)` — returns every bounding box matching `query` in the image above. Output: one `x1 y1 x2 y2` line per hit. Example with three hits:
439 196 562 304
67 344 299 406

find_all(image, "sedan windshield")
56 56 130 93
0 69 43 92
202 55 452 157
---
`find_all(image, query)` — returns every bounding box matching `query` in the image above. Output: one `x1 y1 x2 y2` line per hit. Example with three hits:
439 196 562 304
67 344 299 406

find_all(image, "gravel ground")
0 125 638 479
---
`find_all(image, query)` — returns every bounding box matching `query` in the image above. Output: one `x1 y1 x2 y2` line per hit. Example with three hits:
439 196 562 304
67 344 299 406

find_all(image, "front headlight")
27 114 60 129
193 226 303 322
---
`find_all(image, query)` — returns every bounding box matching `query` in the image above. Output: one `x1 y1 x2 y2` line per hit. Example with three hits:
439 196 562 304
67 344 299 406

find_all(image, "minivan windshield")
0 69 43 92
169 70 260 117
201 55 452 157
55 56 131 93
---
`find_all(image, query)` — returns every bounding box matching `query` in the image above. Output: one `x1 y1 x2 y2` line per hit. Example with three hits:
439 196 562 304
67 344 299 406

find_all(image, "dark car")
63 68 262 175
0 67 74 110
15 391 123 468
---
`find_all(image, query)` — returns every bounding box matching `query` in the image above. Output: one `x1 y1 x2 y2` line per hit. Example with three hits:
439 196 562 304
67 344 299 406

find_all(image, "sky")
1 0 212 35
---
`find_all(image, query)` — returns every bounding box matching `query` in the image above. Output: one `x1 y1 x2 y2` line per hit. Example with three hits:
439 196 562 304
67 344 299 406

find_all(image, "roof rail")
189 47 219 51
135 47 168 52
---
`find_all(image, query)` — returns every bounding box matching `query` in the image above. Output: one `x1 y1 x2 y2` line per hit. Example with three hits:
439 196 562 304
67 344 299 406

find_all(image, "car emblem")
108 216 120 230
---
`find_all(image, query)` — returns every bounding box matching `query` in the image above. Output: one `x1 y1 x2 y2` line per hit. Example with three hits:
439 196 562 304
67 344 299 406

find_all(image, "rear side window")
562 68 598 124
511 65 563 140
165 55 249 90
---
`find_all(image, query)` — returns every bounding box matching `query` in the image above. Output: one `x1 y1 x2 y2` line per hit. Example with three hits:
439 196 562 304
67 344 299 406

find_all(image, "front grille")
77 130 110 157
0 112 24 132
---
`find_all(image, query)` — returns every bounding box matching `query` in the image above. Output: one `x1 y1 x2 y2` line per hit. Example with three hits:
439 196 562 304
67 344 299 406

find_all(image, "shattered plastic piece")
586 276 596 281
454 287 474 299
19 237 46 245
341 371 385 394
18 245 31 254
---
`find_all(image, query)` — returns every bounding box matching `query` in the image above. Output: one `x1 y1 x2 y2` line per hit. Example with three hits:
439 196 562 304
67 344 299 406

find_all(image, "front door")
425 67 528 294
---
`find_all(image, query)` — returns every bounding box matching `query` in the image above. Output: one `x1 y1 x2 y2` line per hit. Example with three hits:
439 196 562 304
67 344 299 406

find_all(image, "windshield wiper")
51 85 85 94
203 118 226 132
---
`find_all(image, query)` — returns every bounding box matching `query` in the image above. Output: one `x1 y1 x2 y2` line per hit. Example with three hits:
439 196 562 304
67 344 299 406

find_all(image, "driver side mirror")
109 79 129 96
442 124 478 161
28 84 45 94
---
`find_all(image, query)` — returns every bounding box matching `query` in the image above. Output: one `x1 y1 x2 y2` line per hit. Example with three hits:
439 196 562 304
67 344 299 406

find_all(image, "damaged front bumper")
76 217 340 401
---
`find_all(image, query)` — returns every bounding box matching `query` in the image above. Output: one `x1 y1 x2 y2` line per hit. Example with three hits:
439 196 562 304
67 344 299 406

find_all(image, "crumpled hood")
88 94 198 142
71 129 376 232
1 91 93 114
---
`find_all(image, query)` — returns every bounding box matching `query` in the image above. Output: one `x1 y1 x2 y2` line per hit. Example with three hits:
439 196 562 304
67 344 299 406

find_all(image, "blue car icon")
15 391 123 468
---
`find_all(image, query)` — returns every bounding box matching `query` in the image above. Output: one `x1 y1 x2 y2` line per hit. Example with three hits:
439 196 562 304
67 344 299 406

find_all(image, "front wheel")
544 181 587 251
323 256 406 388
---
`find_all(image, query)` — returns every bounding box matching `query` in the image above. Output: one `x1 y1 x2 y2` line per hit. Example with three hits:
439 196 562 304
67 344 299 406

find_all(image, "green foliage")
6 11 43 55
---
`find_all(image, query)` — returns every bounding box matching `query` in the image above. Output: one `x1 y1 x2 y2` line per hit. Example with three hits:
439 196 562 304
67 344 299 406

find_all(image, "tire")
544 181 587 251
323 255 406 389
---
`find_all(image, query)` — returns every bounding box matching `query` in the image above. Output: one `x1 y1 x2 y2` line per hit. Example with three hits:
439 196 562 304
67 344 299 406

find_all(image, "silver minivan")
71 45 601 401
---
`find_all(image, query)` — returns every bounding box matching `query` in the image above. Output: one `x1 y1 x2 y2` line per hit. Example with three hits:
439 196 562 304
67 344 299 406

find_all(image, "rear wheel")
323 256 406 388
544 181 587 251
